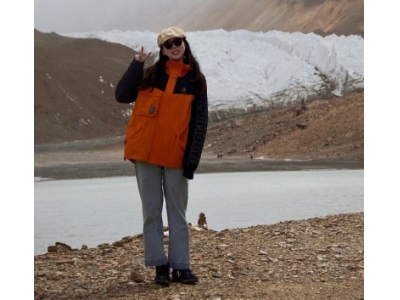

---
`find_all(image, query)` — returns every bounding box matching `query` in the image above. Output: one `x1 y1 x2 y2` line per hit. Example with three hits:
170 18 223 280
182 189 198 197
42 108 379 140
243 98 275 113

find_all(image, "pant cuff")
168 260 190 269
144 257 168 267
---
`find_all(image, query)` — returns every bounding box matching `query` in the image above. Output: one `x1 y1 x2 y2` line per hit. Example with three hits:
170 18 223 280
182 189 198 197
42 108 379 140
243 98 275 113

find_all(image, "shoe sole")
172 278 199 284
154 279 170 286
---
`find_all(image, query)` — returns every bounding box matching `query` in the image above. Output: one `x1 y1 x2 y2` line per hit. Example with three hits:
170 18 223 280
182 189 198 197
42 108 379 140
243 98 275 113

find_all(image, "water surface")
34 170 363 255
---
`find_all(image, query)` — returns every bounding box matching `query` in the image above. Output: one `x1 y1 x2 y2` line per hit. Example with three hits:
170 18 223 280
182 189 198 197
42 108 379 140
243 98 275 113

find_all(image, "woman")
115 26 208 285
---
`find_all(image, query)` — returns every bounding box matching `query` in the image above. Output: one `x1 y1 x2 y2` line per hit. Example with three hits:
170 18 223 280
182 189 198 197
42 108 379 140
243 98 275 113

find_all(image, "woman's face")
161 38 186 62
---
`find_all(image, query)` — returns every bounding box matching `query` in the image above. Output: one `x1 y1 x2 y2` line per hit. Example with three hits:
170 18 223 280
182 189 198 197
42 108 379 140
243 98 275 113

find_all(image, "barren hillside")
204 91 364 160
34 29 142 144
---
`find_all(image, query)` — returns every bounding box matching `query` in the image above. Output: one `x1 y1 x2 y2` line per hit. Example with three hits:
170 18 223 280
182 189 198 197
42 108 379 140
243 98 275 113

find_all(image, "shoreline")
34 136 363 181
35 155 363 181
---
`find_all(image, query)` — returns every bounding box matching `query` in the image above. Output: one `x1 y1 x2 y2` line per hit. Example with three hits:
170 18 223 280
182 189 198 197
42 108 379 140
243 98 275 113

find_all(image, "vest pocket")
133 89 162 118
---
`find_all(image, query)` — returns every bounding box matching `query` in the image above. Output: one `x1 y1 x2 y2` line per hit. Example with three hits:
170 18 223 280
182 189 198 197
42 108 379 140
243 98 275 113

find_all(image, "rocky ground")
34 212 364 299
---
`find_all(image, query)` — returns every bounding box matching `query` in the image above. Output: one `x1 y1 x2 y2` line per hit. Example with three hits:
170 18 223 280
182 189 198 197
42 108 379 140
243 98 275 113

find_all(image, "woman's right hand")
135 47 151 62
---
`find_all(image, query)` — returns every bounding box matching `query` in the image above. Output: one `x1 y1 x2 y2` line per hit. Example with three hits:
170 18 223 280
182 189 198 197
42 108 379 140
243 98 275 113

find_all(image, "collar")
165 60 191 77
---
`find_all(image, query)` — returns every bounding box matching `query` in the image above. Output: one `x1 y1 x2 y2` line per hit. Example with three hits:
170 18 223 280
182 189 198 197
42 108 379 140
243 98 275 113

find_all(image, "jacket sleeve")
115 60 145 103
183 87 208 180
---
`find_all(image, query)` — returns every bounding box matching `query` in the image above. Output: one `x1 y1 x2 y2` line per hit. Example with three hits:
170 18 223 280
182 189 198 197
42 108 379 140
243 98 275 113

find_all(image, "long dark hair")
139 39 207 94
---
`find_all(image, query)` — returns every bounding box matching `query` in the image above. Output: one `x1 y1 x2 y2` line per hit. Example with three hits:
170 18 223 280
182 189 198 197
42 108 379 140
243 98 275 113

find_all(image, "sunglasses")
162 38 184 50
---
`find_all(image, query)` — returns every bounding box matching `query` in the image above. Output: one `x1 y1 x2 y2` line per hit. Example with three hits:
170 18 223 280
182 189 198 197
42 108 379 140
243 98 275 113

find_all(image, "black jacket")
115 60 208 179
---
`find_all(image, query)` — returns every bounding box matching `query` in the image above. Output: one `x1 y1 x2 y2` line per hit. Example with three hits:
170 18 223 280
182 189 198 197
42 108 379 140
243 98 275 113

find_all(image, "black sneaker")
172 269 199 284
154 264 170 286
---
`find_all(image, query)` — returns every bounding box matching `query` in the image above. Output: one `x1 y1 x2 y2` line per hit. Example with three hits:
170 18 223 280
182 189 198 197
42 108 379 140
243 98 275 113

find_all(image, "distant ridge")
170 0 364 37
35 0 364 37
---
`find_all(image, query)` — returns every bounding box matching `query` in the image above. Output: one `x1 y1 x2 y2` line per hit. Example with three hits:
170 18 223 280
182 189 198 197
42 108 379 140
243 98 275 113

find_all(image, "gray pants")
134 160 190 269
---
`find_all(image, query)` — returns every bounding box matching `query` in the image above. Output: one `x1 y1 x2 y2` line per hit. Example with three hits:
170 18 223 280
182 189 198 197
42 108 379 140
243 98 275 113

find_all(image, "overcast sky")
34 0 203 33
34 0 138 33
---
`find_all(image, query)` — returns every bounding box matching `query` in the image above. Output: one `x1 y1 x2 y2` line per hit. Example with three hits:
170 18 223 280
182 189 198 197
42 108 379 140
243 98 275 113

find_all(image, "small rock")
35 271 46 277
217 244 229 250
197 212 208 228
102 249 113 255
261 276 270 281
316 248 329 253
296 256 307 261
118 279 129 284
130 272 144 283
268 257 279 263
55 259 76 265
112 241 124 247
296 123 308 129
55 242 72 251
47 245 57 252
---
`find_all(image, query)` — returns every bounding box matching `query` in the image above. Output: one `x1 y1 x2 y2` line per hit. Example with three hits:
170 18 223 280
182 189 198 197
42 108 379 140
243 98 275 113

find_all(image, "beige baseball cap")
157 26 186 47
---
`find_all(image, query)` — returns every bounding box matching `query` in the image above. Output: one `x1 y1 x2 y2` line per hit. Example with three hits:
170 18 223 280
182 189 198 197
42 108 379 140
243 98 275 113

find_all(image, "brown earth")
34 29 139 145
204 91 364 161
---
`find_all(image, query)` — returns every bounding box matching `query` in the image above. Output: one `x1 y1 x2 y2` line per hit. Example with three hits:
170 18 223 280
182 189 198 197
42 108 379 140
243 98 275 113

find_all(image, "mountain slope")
203 91 364 160
34 29 141 144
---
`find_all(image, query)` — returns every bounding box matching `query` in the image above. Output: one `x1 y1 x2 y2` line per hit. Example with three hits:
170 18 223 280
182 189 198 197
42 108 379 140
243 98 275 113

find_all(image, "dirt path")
34 136 362 181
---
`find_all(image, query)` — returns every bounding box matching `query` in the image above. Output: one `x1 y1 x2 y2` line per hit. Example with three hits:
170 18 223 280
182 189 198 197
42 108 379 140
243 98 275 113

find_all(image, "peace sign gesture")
134 47 151 62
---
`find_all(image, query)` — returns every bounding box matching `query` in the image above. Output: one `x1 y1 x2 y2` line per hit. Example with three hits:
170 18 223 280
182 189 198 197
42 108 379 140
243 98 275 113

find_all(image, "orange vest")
124 61 194 169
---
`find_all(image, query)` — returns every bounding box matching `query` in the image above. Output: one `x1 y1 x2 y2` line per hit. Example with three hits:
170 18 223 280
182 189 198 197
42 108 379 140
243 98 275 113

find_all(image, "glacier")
63 29 364 120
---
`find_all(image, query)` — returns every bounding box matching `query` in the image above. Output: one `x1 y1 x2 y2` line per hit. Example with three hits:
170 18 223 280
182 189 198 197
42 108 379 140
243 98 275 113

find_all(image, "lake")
34 169 364 255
